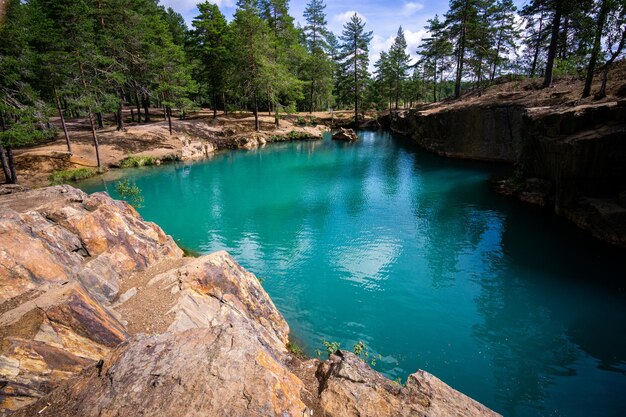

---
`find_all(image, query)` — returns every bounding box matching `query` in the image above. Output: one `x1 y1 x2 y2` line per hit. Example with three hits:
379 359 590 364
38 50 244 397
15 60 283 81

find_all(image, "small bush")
119 155 156 168
287 130 310 140
116 179 144 208
50 168 98 185
296 116 307 126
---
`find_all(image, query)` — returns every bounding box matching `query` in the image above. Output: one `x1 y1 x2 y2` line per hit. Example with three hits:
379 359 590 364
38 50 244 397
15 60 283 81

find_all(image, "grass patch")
119 155 157 168
50 168 98 185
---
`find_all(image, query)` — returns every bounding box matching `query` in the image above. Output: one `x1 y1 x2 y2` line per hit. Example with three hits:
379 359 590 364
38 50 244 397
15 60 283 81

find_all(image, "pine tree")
337 13 373 124
445 0 480 98
302 0 333 112
489 0 520 80
190 2 230 117
388 27 412 109
418 15 452 102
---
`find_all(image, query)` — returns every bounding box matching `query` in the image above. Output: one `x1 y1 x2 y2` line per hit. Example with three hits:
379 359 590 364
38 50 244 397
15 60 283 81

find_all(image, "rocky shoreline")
0 185 501 417
380 100 626 248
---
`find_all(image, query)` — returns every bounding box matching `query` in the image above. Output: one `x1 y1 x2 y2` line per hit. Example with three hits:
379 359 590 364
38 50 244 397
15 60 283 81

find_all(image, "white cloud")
370 28 428 66
333 11 368 24
403 2 424 14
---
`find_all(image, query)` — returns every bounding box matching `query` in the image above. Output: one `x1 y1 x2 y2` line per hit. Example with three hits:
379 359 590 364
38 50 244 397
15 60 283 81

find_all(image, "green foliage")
119 155 157 168
321 340 341 356
116 179 144 208
49 168 98 185
352 340 382 367
336 14 372 120
287 341 305 357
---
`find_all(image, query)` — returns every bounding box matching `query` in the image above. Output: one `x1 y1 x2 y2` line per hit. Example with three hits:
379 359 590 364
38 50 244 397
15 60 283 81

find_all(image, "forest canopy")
0 0 625 182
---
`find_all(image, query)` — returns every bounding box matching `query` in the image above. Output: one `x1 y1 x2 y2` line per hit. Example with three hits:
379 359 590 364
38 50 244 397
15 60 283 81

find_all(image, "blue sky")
161 0 525 66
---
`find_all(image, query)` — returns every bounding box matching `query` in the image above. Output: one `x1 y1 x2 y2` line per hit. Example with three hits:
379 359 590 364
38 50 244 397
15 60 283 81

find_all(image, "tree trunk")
213 88 217 119
130 108 135 122
55 89 72 154
134 87 142 122
530 9 545 77
117 93 124 131
223 92 228 115
543 0 563 88
6 147 17 184
354 41 358 125
454 6 469 98
253 93 259 132
142 93 150 122
597 27 626 98
96 112 104 129
78 61 102 171
167 107 173 135
582 0 609 98
274 102 280 128
0 143 13 184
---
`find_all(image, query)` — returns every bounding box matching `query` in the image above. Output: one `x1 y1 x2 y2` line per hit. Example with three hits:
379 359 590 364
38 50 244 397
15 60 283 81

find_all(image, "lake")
80 130 626 417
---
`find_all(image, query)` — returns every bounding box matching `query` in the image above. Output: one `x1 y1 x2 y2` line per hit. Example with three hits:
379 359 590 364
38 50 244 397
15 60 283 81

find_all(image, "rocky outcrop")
332 128 358 142
382 105 525 162
382 101 626 247
316 351 498 417
1 186 501 417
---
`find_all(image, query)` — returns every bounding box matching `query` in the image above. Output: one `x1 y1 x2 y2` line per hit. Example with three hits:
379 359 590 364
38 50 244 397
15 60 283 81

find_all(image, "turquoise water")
81 131 626 417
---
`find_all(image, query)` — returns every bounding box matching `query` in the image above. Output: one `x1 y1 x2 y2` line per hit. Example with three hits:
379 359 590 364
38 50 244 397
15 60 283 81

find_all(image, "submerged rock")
332 128 358 141
1 185 501 417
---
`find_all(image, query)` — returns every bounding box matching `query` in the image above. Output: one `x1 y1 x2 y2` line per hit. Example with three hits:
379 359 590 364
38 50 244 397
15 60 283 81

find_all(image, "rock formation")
381 100 626 247
332 128 358 142
0 186 501 417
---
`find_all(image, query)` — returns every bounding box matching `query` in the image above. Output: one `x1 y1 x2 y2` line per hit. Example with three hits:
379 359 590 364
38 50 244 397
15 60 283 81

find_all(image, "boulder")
0 283 127 413
332 128 358 141
316 350 500 417
13 328 307 417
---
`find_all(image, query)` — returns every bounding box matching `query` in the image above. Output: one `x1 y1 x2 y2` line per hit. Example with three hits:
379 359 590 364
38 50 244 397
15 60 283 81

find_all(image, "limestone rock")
332 128 358 141
13 327 307 417
0 283 127 413
0 185 183 304
316 350 501 417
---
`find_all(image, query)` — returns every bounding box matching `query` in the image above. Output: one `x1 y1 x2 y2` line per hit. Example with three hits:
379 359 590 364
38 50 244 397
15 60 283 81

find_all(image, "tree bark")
582 0 609 98
79 61 102 171
134 87 142 123
130 108 135 122
6 147 17 184
0 143 13 184
55 89 72 154
96 112 104 129
116 92 124 131
543 0 563 88
253 92 259 132
142 93 150 122
598 27 626 98
530 8 545 77
167 107 173 135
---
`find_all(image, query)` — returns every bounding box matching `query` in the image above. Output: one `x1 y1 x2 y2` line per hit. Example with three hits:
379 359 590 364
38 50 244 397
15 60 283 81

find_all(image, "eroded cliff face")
382 101 626 247
0 186 501 417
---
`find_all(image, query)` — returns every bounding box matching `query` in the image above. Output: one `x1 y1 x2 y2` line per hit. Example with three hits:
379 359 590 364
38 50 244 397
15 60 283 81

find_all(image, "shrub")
116 179 144 208
119 155 156 168
49 168 98 185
